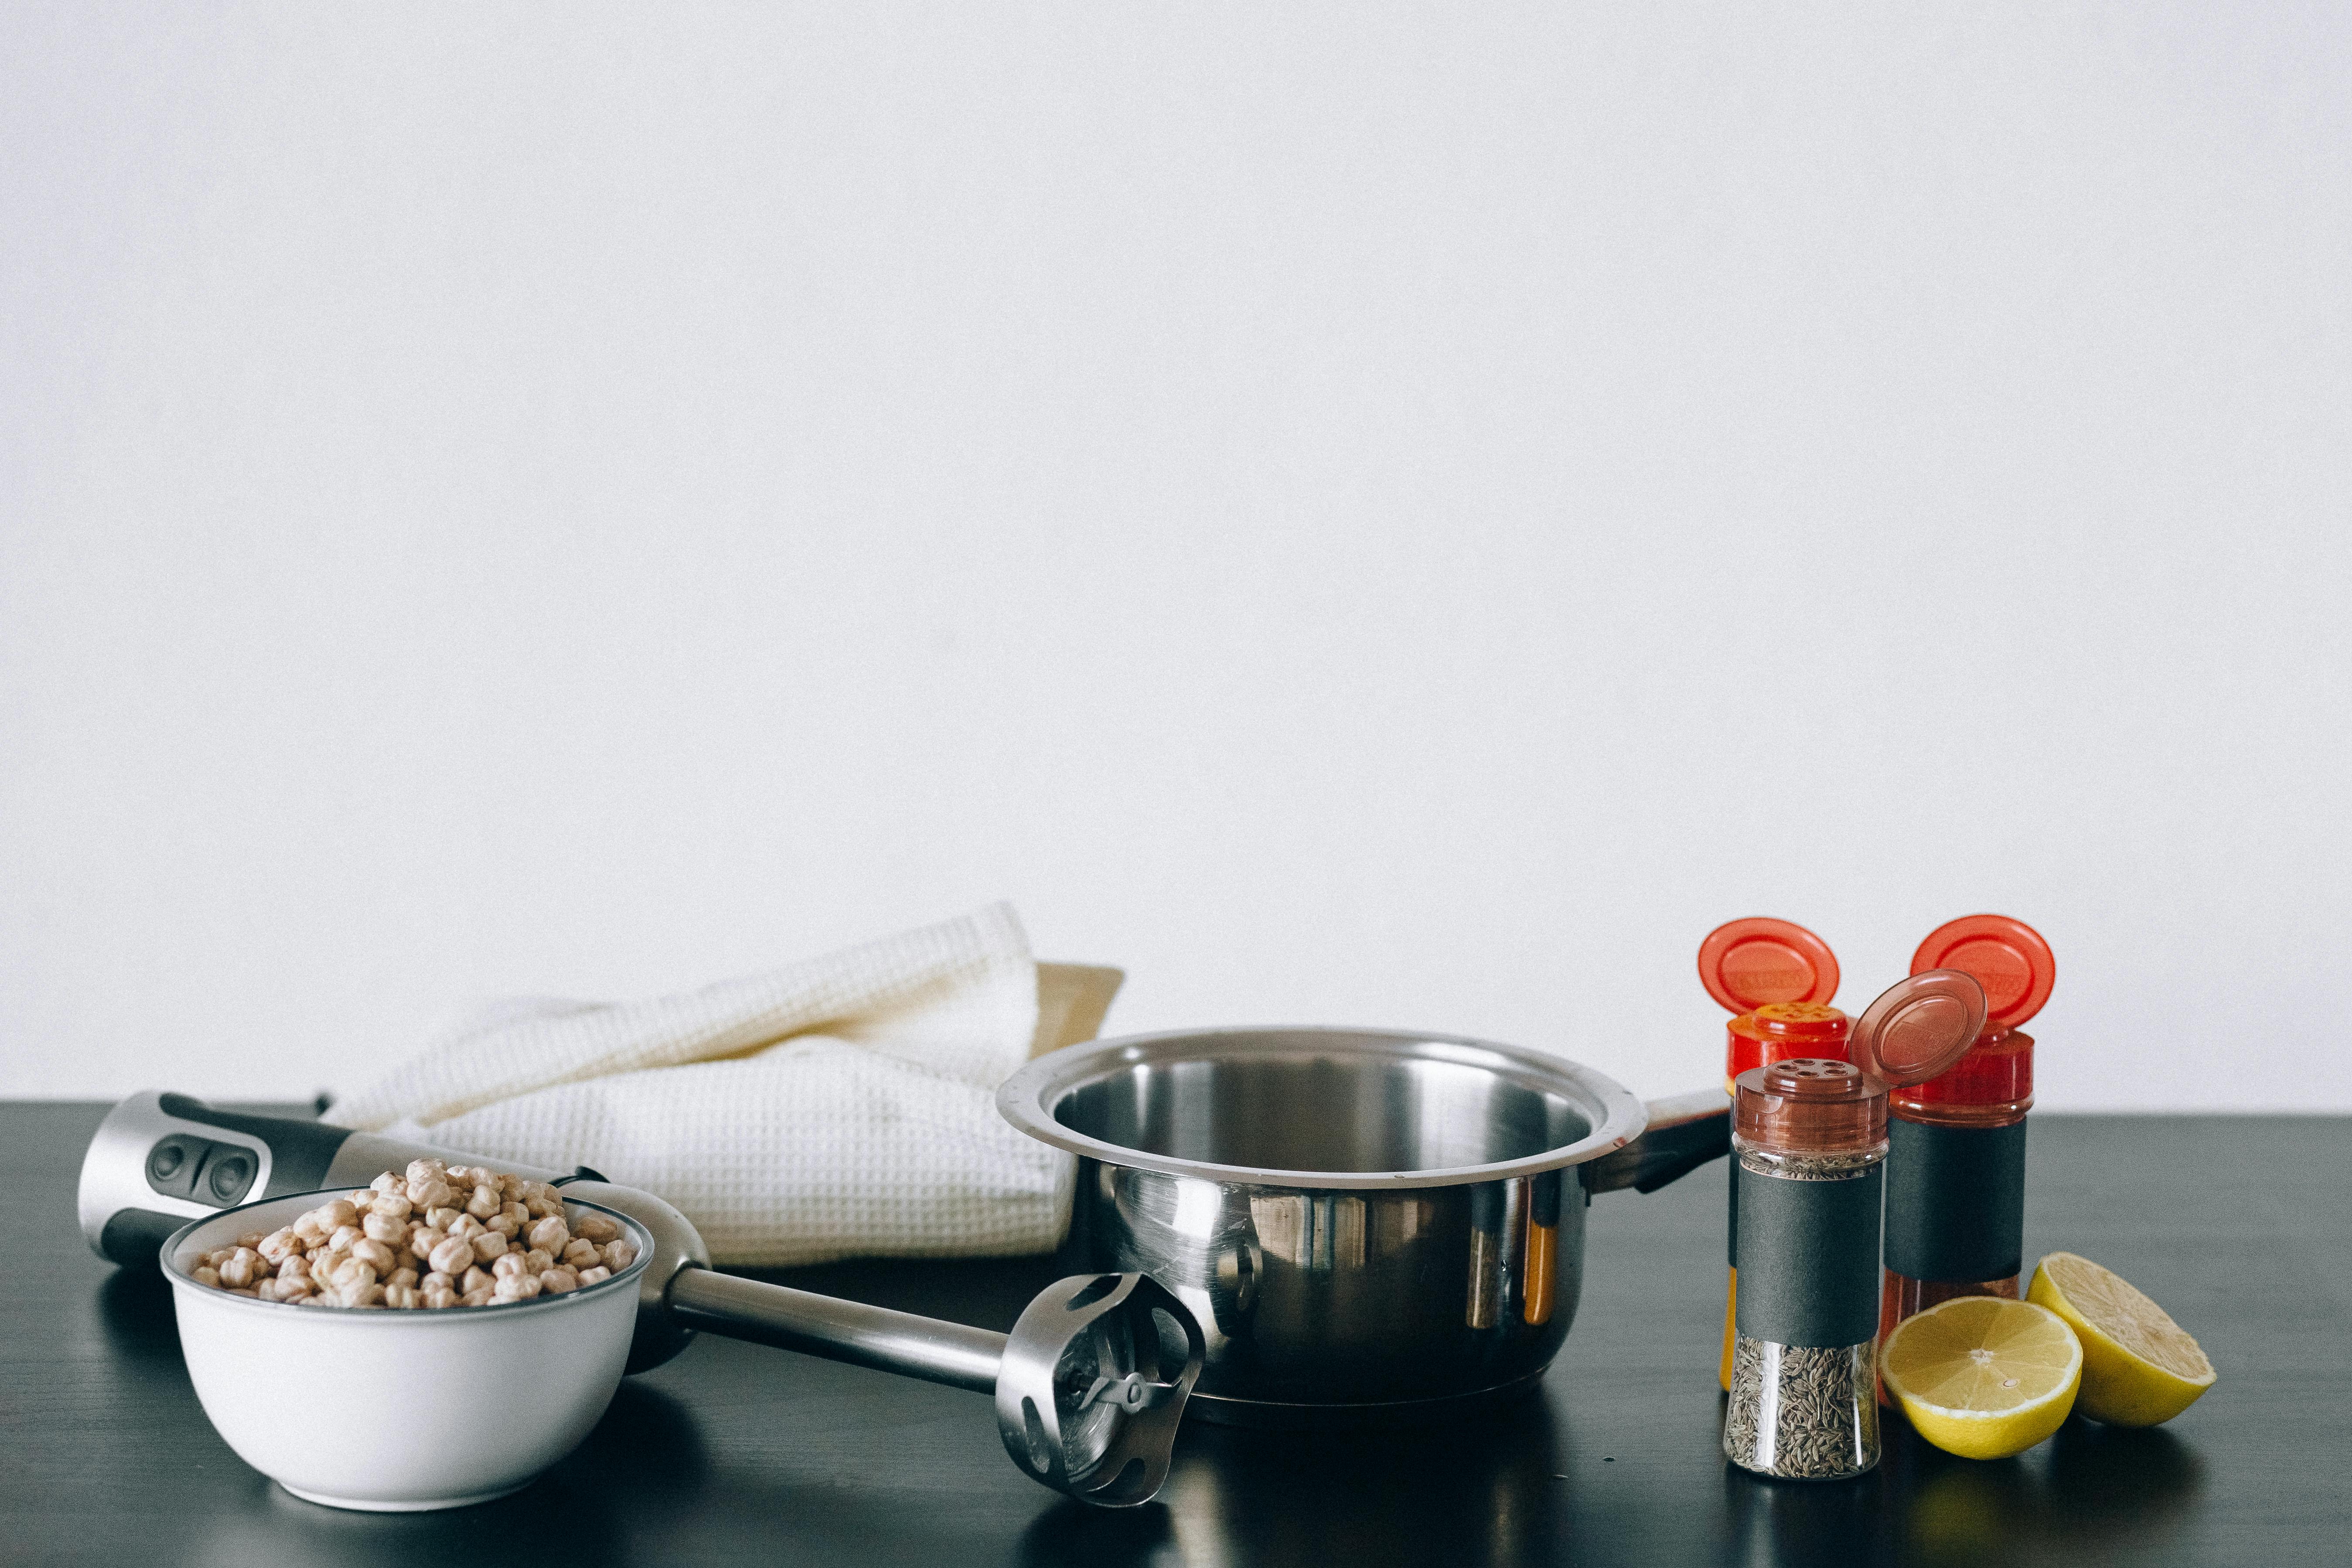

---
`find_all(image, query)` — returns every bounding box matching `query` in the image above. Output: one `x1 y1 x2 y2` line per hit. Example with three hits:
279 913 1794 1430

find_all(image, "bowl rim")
163 1185 654 1323
995 1024 1650 1190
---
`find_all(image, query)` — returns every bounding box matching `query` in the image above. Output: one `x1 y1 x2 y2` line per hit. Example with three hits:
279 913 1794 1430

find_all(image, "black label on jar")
1883 1118 2028 1283
1733 1163 1883 1348
1727 1166 1738 1267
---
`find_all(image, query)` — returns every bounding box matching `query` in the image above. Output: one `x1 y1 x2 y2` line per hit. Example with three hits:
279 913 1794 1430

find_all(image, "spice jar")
1878 916 2057 1356
1724 971 1984 1480
1698 918 1844 1391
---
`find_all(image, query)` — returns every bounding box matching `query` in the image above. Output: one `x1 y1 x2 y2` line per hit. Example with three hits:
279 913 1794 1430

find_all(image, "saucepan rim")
996 1024 1648 1191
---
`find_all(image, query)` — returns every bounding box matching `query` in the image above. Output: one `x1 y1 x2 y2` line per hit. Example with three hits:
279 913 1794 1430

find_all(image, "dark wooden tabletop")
2 1103 2341 1566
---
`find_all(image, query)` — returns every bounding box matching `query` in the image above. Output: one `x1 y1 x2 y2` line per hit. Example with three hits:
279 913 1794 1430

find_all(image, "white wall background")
4 4 2347 1110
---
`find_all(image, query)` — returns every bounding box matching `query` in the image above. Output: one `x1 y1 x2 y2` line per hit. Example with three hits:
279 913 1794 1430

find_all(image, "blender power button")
145 1137 203 1197
204 1152 255 1205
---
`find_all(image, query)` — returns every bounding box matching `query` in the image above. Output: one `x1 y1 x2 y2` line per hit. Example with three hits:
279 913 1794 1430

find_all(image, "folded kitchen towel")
323 903 1086 1266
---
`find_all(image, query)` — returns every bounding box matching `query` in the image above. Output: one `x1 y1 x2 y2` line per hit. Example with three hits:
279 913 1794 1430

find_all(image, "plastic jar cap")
1912 915 2056 1030
1698 918 1840 1015
1751 1001 1848 1040
1851 971 1987 1087
1734 1058 1887 1153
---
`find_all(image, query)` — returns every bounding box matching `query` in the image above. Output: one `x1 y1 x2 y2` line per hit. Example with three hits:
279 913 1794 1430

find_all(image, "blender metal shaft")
665 1267 1005 1393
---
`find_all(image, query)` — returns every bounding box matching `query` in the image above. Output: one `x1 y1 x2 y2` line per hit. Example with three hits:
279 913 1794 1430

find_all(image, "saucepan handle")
1578 1089 1730 1196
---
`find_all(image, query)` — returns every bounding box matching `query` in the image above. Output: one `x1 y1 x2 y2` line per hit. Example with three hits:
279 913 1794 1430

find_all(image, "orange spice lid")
1698 918 1840 1015
1911 915 2055 1032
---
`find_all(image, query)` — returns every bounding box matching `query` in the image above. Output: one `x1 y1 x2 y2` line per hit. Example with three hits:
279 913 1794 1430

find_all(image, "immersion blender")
78 1091 1203 1507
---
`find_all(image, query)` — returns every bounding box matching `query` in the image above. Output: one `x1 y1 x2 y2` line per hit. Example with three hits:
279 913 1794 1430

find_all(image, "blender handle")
1579 1090 1731 1196
665 1265 1006 1393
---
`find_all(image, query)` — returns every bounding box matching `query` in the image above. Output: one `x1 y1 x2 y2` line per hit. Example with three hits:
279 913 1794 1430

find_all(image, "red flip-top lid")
1697 918 1840 1015
1911 915 2055 1031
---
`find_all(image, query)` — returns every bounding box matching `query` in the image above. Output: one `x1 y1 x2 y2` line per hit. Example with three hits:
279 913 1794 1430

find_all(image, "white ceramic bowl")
164 1188 653 1511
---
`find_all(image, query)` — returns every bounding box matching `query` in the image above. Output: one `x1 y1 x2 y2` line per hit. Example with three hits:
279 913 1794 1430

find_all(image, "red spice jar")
1878 915 2058 1356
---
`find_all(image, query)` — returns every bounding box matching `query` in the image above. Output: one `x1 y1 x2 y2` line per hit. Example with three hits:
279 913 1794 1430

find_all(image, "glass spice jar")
1879 916 2057 1353
1724 971 1985 1481
1698 917 1844 1391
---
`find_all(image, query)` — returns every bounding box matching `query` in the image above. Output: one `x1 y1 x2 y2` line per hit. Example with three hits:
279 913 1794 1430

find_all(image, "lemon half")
2028 1251 2215 1427
1882 1296 2083 1460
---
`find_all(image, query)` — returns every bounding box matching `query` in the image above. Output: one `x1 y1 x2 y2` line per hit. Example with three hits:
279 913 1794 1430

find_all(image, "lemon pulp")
2028 1251 2214 1427
1882 1296 2083 1460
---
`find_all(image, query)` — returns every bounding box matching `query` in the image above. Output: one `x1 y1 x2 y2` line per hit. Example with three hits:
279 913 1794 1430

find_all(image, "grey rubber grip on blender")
1732 1163 1883 1347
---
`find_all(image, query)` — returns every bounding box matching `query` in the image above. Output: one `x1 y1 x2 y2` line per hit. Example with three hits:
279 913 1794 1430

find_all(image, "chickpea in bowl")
163 1160 654 1511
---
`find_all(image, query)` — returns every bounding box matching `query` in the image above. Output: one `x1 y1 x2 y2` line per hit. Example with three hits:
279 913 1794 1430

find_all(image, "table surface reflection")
3 1105 2340 1567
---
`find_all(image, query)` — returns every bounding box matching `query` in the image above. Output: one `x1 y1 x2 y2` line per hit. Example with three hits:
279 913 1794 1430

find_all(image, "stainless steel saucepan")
996 1027 1728 1428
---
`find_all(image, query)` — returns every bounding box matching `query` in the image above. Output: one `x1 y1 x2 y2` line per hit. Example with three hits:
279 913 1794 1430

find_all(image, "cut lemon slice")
2028 1251 2215 1427
1882 1296 2083 1459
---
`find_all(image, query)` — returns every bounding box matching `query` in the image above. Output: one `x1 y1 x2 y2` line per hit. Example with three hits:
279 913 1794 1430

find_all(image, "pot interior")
1050 1050 1595 1176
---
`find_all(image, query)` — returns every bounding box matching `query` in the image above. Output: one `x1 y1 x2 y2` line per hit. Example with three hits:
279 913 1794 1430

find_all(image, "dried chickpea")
427 1234 474 1277
192 1165 628 1314
493 1272 542 1302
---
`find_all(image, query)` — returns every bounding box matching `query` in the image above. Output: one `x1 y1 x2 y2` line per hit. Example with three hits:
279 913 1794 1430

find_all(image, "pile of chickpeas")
187 1159 640 1310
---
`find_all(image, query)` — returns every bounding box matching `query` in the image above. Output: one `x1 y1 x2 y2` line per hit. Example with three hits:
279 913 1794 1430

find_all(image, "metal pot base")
1183 1368 1549 1431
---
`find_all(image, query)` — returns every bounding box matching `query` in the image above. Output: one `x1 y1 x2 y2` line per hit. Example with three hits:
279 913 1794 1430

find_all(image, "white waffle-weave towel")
322 903 1075 1266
